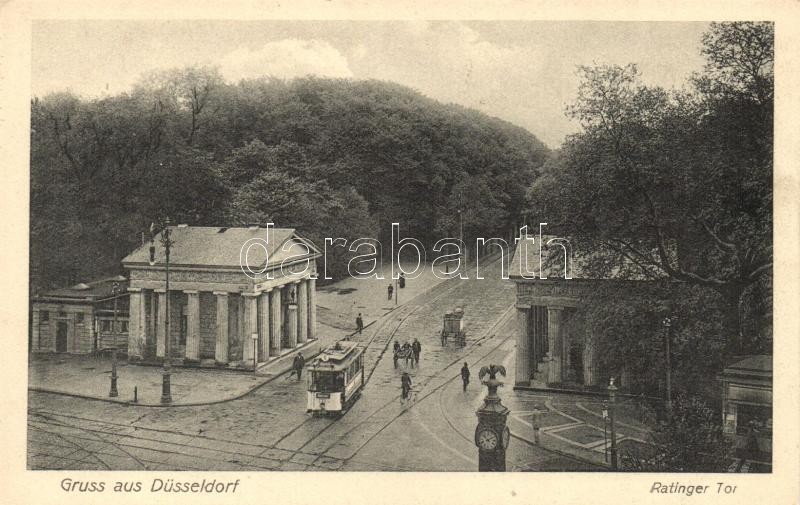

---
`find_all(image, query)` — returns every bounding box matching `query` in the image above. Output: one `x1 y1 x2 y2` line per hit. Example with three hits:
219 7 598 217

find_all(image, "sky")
31 20 710 148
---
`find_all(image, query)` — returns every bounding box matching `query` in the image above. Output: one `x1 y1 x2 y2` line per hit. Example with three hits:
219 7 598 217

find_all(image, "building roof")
35 275 129 303
309 340 361 371
122 225 320 270
508 235 664 281
722 355 773 379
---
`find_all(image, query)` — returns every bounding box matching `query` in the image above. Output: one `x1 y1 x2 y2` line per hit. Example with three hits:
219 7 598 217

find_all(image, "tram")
306 340 365 416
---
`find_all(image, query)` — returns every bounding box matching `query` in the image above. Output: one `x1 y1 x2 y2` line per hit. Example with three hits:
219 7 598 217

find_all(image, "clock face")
477 429 499 450
502 426 511 449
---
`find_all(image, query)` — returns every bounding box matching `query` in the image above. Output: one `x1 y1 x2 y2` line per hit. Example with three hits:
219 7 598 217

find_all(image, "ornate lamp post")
150 218 174 404
475 364 511 471
109 280 120 397
608 377 618 470
662 316 674 416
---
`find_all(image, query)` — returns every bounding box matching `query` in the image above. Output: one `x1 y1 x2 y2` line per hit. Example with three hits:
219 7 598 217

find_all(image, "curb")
509 430 609 470
29 369 286 408
513 385 661 402
29 341 326 408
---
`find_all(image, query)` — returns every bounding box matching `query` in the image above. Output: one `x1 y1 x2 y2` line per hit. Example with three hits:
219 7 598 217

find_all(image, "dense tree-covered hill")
31 75 550 290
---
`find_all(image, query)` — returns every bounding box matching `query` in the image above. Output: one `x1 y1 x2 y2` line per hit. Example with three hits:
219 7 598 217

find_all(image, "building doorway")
56 321 68 352
568 343 584 384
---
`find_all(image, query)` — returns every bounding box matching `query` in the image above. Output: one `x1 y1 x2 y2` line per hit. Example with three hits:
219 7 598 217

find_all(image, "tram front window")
310 371 345 392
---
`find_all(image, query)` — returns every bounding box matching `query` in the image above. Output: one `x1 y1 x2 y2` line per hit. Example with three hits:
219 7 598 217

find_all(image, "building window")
120 321 129 334
75 313 84 323
40 311 49 322
736 404 772 436
101 320 111 333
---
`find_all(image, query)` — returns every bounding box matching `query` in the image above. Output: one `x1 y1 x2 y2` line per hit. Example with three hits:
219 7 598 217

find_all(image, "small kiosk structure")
718 355 772 457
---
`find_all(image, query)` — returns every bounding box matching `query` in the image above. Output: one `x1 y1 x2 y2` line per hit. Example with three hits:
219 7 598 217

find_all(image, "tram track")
429 351 608 471
30 254 516 471
271 261 491 452
285 297 513 461
28 421 114 470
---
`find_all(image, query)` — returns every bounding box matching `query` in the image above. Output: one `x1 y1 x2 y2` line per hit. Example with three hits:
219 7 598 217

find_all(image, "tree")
529 22 773 354
622 394 734 472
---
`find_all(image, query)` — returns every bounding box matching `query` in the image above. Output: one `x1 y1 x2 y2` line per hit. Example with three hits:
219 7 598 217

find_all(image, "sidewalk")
28 262 446 407
316 260 448 333
502 352 655 468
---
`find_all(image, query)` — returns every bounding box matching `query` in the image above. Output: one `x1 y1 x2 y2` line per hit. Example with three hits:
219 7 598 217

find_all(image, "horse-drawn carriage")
441 307 466 347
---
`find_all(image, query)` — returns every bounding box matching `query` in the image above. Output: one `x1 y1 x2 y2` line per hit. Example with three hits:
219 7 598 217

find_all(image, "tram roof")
308 340 361 371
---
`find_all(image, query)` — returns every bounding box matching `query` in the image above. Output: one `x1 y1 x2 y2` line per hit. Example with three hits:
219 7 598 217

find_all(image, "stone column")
307 278 316 340
214 292 229 364
156 289 167 358
259 290 271 361
547 306 563 383
127 288 144 360
271 287 282 354
148 289 156 350
297 280 308 344
242 293 258 367
514 306 531 386
185 290 200 361
287 288 298 348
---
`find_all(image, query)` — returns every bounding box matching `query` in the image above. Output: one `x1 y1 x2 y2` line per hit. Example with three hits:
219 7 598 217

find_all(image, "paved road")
28 258 592 471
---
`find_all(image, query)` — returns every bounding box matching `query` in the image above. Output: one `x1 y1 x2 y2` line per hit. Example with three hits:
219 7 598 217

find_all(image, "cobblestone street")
29 257 594 471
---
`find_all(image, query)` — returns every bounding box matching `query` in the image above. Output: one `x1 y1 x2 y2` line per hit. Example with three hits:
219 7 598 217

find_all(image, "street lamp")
458 209 464 271
602 400 609 462
150 218 174 404
662 316 674 416
607 377 618 470
109 280 120 397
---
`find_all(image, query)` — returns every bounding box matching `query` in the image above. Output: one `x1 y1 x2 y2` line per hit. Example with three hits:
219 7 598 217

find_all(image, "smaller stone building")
508 236 652 389
30 276 130 354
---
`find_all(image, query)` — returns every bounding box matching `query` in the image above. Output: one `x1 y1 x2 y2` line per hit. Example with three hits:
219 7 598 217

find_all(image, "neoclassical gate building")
509 237 600 388
122 225 320 369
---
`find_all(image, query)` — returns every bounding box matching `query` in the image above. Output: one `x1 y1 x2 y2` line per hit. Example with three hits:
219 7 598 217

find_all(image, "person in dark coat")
460 362 470 392
387 283 394 300
401 372 412 402
291 353 305 380
398 273 406 288
356 313 364 334
401 341 413 368
393 341 401 368
412 338 421 365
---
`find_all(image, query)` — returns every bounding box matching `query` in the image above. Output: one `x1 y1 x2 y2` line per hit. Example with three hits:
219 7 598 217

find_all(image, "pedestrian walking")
291 352 305 380
401 372 412 403
399 273 406 288
412 338 421 365
393 341 400 369
401 341 413 368
387 283 394 300
461 362 470 392
356 313 364 334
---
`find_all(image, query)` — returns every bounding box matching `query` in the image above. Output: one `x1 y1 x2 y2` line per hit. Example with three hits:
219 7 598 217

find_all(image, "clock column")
475 364 511 472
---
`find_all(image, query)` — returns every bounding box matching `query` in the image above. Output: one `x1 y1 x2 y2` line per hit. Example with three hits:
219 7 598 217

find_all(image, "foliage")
529 22 773 355
566 281 727 398
621 394 734 472
30 74 550 291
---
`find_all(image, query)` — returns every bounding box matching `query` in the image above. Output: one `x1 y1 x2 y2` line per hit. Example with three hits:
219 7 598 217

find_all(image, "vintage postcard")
1 1 798 504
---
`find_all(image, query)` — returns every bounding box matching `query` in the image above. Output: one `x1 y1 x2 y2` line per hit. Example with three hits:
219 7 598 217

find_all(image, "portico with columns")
509 237 598 388
123 225 321 370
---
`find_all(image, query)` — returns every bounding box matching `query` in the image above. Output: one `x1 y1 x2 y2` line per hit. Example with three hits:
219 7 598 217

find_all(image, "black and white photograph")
2 2 798 503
